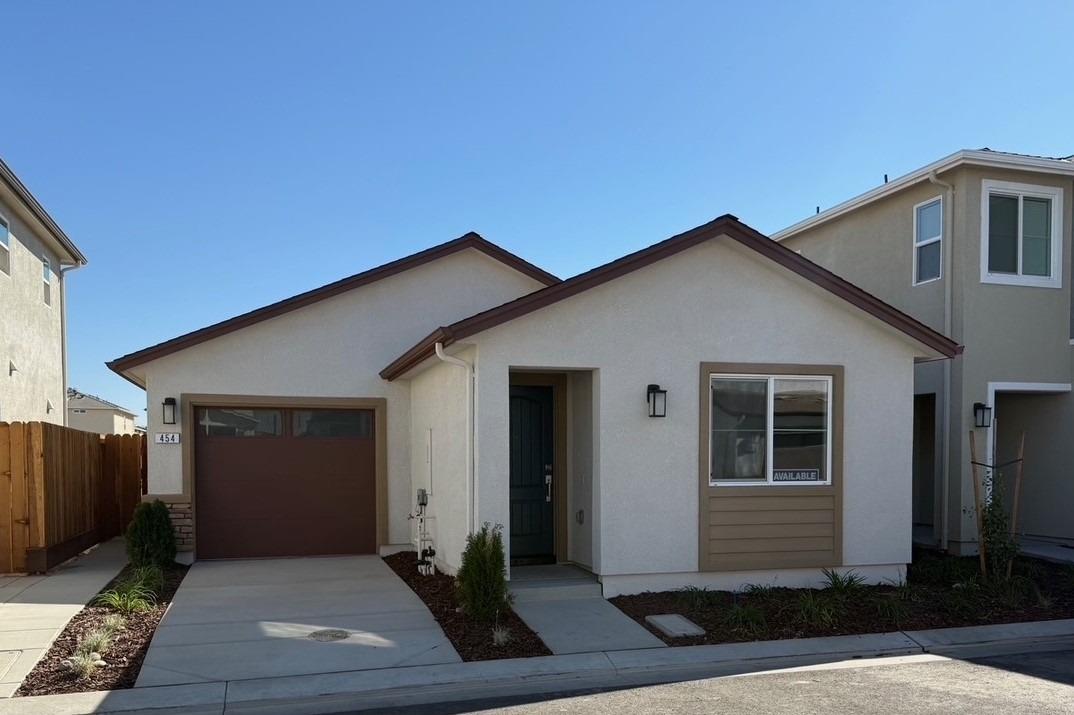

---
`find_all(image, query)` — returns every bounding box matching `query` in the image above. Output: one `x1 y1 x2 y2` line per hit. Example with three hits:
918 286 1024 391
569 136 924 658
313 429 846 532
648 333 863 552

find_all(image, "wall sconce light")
646 384 667 418
973 402 992 429
162 397 177 425
46 399 54 414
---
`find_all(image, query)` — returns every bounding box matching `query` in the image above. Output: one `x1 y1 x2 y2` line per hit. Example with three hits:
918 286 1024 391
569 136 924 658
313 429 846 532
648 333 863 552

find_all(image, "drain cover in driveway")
308 629 350 642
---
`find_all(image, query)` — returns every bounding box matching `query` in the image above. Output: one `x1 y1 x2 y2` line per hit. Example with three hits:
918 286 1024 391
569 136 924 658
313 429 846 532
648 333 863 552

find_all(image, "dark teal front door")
509 385 555 564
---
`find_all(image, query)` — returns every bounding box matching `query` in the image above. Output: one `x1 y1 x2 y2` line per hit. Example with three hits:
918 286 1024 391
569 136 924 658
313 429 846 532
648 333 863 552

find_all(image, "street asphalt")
358 648 1074 714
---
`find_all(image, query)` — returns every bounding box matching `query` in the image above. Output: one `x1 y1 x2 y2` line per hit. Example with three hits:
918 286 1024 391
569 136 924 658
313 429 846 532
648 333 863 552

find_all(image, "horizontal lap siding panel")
709 536 834 553
709 495 834 512
708 550 838 571
715 510 835 526
709 522 834 540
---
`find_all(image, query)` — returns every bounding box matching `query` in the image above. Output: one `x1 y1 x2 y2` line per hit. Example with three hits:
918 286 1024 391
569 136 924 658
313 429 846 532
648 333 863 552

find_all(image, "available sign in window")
772 468 821 482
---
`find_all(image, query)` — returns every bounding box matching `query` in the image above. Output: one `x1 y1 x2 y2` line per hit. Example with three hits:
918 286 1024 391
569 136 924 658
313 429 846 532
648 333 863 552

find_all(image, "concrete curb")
4 619 1074 714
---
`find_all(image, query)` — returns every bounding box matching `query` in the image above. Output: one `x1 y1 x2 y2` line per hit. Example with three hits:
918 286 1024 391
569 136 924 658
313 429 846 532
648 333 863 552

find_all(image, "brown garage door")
194 406 376 559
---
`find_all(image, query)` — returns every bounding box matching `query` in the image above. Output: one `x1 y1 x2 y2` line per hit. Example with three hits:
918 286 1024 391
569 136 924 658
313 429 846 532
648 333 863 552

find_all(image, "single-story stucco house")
108 216 960 595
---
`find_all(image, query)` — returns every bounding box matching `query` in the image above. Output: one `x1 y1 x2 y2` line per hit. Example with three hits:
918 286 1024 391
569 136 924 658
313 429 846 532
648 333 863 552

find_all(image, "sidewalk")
0 540 127 698
4 617 1072 714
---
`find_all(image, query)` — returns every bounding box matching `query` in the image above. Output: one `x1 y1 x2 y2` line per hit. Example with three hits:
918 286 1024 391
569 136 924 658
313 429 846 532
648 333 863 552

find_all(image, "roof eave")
773 149 1074 242
0 158 87 265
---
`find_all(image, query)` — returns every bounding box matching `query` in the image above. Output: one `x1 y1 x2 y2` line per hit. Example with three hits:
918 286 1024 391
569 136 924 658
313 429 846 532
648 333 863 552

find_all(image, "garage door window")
292 409 373 438
197 408 283 437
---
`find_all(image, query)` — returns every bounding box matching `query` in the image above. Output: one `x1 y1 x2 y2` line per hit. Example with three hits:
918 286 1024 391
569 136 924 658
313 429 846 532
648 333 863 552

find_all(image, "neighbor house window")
197 408 283 437
42 256 51 306
709 374 832 485
0 215 9 275
913 197 942 284
981 180 1063 288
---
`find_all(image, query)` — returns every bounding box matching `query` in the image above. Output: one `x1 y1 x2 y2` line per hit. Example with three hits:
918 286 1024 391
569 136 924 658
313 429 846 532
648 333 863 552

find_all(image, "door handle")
545 472 552 503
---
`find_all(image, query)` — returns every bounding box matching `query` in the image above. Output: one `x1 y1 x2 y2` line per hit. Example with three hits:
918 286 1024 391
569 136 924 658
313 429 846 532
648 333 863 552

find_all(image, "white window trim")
912 195 943 286
708 373 833 487
42 255 52 307
0 211 10 277
980 179 1064 289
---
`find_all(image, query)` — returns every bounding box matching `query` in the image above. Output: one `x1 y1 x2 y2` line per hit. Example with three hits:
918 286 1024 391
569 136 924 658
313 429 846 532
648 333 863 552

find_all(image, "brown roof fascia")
108 232 557 376
380 215 961 380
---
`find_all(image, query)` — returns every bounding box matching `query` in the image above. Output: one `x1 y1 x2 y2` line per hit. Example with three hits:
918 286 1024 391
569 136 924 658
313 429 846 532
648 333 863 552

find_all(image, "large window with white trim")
709 374 832 486
913 197 942 285
981 180 1063 288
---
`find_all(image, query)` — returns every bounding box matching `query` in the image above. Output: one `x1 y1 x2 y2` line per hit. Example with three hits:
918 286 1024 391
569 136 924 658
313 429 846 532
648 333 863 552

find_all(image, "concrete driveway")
136 556 460 687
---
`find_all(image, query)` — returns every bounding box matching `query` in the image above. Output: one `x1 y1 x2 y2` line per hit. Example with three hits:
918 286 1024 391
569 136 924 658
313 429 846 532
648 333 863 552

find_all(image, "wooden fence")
0 422 145 573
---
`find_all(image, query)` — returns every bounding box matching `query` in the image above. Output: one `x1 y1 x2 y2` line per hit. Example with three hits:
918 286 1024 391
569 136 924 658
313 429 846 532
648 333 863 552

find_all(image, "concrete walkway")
0 539 127 698
510 566 666 655
136 556 460 687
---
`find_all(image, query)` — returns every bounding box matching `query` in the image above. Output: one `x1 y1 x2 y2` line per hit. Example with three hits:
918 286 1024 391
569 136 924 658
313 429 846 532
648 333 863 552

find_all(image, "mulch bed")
17 563 189 696
612 552 1074 647
383 552 550 661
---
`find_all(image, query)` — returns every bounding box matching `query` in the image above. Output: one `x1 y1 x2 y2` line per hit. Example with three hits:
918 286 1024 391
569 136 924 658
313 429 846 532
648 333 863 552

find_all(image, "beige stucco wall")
0 196 64 424
448 237 922 589
409 350 471 573
783 165 1074 549
68 408 137 435
567 370 596 569
137 248 548 548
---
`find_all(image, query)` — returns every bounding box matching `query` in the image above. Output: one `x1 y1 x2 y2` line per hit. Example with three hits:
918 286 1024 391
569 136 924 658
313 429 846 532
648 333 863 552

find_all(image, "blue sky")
4 1 1074 422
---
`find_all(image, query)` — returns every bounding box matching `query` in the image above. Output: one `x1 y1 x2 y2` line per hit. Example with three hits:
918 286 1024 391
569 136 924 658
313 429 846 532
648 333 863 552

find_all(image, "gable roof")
1 157 87 265
381 215 962 381
67 388 137 417
107 232 558 378
773 148 1074 242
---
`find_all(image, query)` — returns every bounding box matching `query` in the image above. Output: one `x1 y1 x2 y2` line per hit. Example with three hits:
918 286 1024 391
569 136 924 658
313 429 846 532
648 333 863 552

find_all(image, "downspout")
434 342 475 534
928 171 955 551
57 263 84 427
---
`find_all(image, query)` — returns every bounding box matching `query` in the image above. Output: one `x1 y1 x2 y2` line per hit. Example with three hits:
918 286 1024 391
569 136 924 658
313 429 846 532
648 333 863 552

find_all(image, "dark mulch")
383 552 550 661
611 552 1074 647
17 563 189 696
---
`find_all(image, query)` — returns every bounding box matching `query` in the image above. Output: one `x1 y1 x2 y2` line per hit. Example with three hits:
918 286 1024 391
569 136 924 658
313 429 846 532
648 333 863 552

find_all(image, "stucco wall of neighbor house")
409 349 471 573
0 197 64 424
460 237 921 587
950 166 1074 550
782 164 1074 551
68 408 138 435
782 178 950 333
137 248 548 548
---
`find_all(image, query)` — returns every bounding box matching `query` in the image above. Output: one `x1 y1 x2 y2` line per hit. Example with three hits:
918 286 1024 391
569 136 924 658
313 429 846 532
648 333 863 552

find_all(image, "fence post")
0 423 10 573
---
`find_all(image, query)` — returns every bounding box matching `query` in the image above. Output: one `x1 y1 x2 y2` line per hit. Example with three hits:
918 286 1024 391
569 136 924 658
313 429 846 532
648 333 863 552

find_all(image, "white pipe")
435 342 475 534
57 263 84 427
928 171 955 551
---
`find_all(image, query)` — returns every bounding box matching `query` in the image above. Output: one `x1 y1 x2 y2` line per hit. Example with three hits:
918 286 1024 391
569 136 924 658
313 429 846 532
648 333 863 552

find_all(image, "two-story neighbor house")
67 388 139 435
0 158 87 423
776 149 1074 556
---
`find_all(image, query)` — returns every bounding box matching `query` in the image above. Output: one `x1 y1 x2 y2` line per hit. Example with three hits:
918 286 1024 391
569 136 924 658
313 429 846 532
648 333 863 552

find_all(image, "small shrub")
76 628 113 657
127 565 165 595
456 523 509 622
742 583 776 602
126 500 177 569
95 584 156 615
102 614 127 633
723 603 767 637
980 471 1019 580
62 652 102 679
491 625 512 647
677 585 721 611
821 568 865 595
794 591 840 629
990 575 1035 608
875 595 909 627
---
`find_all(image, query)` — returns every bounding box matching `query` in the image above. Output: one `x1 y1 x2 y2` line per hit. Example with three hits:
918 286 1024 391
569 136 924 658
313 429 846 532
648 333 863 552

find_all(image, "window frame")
980 179 1064 289
912 196 943 286
707 372 834 487
42 255 51 306
0 211 10 276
